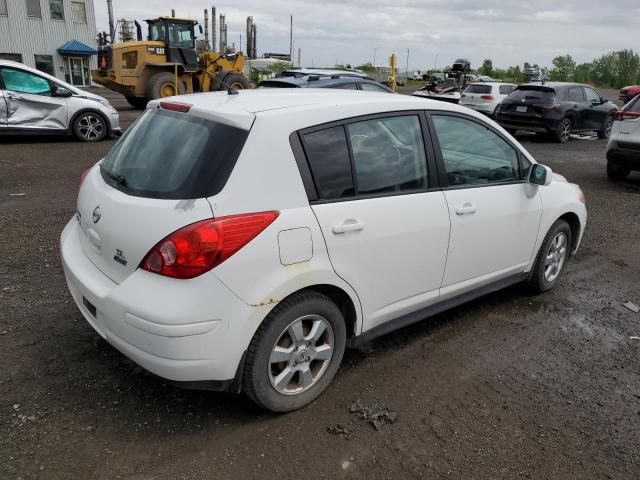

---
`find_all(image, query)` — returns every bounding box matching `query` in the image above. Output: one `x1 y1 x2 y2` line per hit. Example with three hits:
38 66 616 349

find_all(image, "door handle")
455 202 477 215
332 219 364 234
6 92 22 101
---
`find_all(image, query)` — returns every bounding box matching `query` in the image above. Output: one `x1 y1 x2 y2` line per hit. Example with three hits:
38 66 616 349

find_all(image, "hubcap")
268 314 334 395
78 115 104 140
160 83 176 97
561 122 571 141
544 232 568 282
605 118 612 137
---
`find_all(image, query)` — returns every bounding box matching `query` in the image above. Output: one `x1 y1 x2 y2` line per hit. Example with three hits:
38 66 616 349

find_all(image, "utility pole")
289 15 293 63
106 0 115 42
373 47 379 66
406 48 410 78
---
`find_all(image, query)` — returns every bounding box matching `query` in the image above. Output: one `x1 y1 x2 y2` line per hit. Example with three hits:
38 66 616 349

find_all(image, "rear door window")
100 109 249 199
359 83 389 92
568 87 585 102
302 126 355 200
583 87 600 103
329 83 358 90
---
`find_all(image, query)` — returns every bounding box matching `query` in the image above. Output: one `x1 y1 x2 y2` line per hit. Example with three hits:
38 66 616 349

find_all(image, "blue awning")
57 39 97 56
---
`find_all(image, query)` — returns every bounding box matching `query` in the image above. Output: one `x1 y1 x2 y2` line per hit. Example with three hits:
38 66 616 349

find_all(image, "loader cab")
146 17 198 71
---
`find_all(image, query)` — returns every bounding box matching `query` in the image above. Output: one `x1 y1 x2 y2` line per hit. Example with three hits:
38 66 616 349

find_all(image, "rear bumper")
60 219 269 387
497 113 560 133
607 145 640 169
460 103 495 115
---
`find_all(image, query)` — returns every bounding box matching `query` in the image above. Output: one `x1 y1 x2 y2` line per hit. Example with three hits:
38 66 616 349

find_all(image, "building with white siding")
0 0 98 86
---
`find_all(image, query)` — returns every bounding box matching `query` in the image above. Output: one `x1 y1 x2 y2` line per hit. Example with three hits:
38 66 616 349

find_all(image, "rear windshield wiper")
101 165 127 186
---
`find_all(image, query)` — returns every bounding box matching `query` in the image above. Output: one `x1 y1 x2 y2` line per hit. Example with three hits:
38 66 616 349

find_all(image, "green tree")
573 63 592 84
478 59 494 77
550 55 576 81
355 62 375 74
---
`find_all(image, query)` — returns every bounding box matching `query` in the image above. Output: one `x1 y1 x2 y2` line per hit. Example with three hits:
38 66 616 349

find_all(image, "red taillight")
159 101 191 112
480 95 494 100
79 167 92 190
614 111 640 120
140 211 279 279
461 93 466 98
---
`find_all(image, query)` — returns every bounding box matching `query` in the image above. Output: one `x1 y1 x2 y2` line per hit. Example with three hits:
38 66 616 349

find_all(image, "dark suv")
256 75 392 93
496 82 618 143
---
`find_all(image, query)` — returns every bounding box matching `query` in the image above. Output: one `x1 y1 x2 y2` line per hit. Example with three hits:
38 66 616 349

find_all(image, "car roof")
521 82 585 89
149 89 472 130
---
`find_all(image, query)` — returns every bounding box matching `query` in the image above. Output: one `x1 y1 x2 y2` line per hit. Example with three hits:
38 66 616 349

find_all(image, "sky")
95 0 640 71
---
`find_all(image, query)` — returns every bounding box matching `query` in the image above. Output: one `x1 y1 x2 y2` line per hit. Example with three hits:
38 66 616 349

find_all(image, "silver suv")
0 60 120 141
607 94 640 180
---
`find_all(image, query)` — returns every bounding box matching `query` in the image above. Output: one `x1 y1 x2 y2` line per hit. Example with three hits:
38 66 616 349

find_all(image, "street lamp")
373 47 379 66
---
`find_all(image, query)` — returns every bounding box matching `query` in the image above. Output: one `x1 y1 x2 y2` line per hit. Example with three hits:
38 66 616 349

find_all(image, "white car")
60 89 587 411
0 60 120 141
606 93 640 180
460 82 517 116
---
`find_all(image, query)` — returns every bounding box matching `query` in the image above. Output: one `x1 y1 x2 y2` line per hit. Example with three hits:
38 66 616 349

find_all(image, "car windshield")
100 109 248 199
509 87 556 102
466 84 492 94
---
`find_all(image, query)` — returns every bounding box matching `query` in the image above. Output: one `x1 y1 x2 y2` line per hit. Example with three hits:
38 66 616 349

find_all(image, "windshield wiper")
101 165 127 186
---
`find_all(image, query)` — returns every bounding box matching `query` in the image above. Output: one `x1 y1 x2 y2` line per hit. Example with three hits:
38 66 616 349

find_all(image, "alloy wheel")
268 314 334 395
544 232 568 282
560 121 571 142
77 115 105 140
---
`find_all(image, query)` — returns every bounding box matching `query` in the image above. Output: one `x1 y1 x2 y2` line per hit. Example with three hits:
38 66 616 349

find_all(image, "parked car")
606 93 640 180
619 85 640 104
0 60 120 141
61 89 587 412
460 82 516 116
278 68 368 79
257 74 392 92
496 82 618 143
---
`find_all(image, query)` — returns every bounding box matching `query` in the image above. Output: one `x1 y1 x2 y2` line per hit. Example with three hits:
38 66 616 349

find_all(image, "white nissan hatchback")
61 89 587 412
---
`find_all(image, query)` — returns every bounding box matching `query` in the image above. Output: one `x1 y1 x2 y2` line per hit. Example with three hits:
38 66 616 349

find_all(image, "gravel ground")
1 88 639 480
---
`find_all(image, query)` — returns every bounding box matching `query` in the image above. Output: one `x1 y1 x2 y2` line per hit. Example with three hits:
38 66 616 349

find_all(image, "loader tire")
146 72 185 100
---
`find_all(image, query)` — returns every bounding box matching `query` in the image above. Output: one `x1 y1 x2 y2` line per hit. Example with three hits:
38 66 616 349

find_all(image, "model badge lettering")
113 249 127 266
92 206 101 224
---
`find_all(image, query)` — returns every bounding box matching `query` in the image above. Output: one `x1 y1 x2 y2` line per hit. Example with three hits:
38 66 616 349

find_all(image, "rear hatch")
613 96 640 150
461 84 493 105
76 107 250 284
499 86 557 115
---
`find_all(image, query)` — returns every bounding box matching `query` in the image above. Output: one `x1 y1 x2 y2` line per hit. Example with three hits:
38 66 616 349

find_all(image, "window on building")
72 1 86 23
26 0 41 18
0 0 8 16
0 53 23 62
34 55 54 75
49 0 63 20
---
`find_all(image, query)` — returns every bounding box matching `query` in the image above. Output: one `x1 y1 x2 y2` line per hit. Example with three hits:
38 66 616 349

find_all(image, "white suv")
460 82 517 116
61 90 587 412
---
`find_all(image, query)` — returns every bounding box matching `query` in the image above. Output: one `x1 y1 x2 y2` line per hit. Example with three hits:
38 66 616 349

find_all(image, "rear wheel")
553 118 572 143
243 291 346 412
145 72 185 100
598 115 613 139
528 220 572 293
73 111 107 142
607 160 630 181
125 96 148 109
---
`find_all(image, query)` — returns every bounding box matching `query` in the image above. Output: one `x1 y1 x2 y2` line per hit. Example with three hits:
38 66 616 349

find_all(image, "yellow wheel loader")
92 17 250 108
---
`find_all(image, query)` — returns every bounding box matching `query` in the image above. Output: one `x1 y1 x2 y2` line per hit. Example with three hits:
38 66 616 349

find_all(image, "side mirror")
600 97 608 104
529 164 553 186
52 85 73 98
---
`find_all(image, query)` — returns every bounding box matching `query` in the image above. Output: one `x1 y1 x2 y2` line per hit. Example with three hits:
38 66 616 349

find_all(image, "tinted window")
100 110 248 199
568 87 585 102
584 87 600 103
432 115 520 186
499 85 515 95
624 95 640 113
347 116 427 194
0 68 50 94
303 126 354 200
510 87 556 102
49 0 64 20
359 83 389 92
257 81 298 88
329 83 357 90
466 84 492 94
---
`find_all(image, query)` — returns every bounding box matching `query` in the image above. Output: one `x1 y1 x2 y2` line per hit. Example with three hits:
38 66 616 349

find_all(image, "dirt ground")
1 88 639 480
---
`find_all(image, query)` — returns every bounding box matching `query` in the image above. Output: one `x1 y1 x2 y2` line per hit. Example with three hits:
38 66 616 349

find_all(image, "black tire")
145 71 185 100
598 115 613 139
212 71 250 91
125 96 148 109
607 160 630 181
243 291 347 412
72 111 107 142
527 219 572 293
553 118 572 143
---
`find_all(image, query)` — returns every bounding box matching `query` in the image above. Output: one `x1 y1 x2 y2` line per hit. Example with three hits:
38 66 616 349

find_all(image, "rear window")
509 87 556 102
257 80 299 88
499 85 515 95
624 95 640 112
465 84 492 94
100 109 248 199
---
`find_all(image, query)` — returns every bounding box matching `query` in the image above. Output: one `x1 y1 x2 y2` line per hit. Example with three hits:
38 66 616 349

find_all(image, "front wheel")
553 118 573 143
598 115 613 139
243 291 346 412
528 219 572 293
73 112 107 142
607 160 630 181
145 71 185 99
